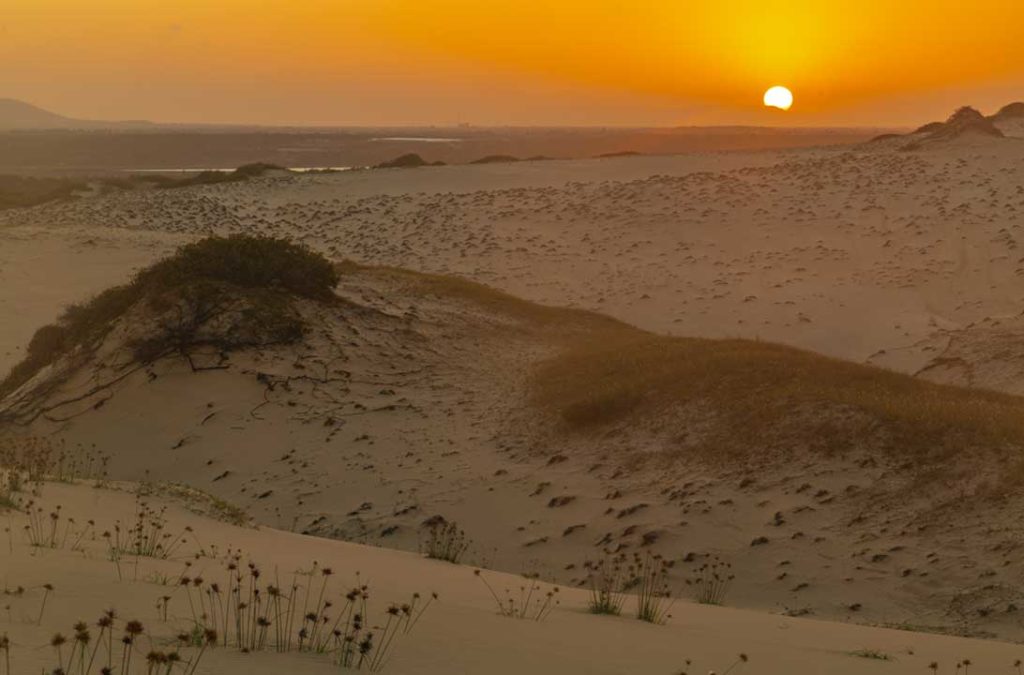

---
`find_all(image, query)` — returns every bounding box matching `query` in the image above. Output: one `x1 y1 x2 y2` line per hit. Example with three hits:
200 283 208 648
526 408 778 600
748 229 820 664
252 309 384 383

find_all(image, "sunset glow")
3 1 1024 125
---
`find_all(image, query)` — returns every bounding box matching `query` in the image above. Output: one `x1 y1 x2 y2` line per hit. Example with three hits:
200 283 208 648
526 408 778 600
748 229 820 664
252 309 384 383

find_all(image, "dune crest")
7 238 1024 639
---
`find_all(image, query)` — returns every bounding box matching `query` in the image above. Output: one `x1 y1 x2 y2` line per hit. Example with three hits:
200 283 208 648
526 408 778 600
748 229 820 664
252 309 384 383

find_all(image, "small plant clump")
474 570 559 621
420 520 470 564
20 501 95 551
685 555 734 606
0 437 110 506
126 498 195 559
582 552 627 615
173 556 435 672
625 551 674 624
36 613 215 675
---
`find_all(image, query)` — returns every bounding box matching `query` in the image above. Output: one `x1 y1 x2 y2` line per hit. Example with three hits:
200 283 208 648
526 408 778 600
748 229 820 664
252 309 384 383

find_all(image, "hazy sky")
4 1 1024 127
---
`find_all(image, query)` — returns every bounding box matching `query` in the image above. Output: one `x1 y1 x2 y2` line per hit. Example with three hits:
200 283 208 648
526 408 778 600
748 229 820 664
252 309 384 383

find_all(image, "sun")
763 86 794 111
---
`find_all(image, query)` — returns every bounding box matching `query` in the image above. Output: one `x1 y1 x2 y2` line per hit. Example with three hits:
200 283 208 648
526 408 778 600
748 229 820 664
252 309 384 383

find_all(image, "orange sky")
3 0 1024 126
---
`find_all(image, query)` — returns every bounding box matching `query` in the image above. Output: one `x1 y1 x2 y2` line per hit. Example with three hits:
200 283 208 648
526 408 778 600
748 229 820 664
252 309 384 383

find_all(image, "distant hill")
0 98 152 130
990 101 1024 138
869 104 1017 150
926 106 1004 142
991 102 1024 120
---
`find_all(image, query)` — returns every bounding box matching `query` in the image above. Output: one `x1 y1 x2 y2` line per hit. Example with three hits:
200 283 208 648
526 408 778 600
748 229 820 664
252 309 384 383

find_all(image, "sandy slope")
4 133 1024 648
4 142 1024 393
6 261 1024 641
0 227 184 375
3 480 1024 675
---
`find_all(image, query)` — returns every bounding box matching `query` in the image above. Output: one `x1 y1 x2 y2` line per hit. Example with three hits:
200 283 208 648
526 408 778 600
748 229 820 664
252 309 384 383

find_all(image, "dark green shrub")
139 235 339 301
0 175 86 210
0 236 337 396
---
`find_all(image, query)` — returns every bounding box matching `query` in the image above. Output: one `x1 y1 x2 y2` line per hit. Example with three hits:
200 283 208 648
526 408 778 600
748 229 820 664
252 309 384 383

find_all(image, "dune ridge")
5 103 1024 669
6 240 1024 639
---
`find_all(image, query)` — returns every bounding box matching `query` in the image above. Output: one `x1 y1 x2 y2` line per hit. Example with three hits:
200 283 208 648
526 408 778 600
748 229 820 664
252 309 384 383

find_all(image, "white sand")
4 137 1024 666
3 480 1023 675
4 144 1024 391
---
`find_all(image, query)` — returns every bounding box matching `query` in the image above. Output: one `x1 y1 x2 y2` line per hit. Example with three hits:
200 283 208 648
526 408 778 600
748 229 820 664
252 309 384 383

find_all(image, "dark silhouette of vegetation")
0 235 338 397
374 154 445 169
151 162 285 189
469 155 520 164
0 175 86 210
420 520 470 563
101 163 285 192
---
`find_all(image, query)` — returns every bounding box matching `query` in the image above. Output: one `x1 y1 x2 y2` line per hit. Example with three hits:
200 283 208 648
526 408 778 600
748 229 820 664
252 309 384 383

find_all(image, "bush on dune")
0 175 86 210
374 154 445 169
104 162 286 191
0 235 338 397
469 155 520 164
139 235 339 301
150 162 285 189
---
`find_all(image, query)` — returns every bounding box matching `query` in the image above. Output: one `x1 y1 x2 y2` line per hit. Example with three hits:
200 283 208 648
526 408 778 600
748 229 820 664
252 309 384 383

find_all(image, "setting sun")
764 86 794 111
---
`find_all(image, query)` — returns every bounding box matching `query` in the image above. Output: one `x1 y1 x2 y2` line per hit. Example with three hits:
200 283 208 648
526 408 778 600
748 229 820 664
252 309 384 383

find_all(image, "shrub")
0 235 338 397
374 154 445 169
0 175 86 210
139 235 339 301
153 162 285 189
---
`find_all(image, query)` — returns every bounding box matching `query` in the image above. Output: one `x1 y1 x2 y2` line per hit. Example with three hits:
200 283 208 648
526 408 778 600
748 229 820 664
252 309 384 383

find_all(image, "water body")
128 166 355 173
370 137 462 143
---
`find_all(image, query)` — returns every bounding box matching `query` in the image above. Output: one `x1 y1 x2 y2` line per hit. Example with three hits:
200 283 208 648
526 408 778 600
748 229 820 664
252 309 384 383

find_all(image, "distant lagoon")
370 137 462 143
128 166 355 173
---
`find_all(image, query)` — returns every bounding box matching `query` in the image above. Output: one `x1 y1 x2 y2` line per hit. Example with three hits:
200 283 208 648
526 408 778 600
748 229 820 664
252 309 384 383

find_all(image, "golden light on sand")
763 86 794 111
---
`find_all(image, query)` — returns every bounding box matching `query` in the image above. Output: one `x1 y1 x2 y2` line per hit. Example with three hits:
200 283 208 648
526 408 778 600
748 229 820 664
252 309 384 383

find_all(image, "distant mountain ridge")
0 98 152 130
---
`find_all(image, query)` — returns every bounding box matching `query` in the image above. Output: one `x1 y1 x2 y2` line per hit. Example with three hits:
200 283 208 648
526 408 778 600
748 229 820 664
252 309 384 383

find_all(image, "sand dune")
5 108 1024 666
4 479 1024 675
6 245 1024 640
4 131 1024 394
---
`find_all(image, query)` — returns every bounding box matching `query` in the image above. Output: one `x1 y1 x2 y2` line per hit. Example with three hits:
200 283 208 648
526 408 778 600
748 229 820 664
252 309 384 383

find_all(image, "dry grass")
339 263 1024 474
531 330 1024 469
